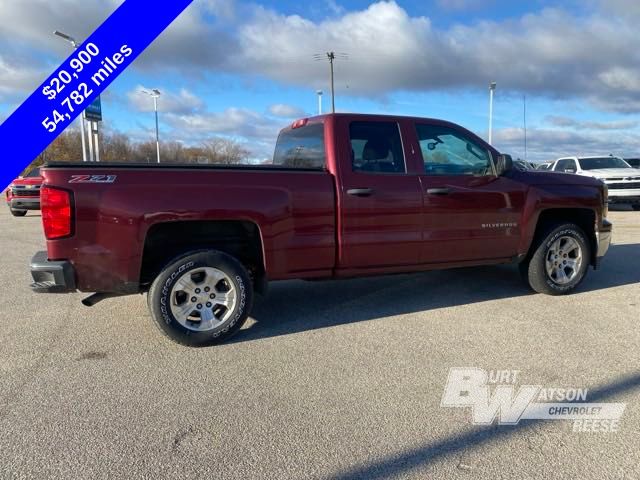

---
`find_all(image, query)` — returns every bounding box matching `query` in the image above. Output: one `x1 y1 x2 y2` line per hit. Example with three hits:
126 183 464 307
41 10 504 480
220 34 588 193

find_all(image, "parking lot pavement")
0 206 638 480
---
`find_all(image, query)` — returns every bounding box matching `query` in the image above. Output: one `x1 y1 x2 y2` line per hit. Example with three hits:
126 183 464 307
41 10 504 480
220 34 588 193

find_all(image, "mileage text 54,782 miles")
42 83 95 132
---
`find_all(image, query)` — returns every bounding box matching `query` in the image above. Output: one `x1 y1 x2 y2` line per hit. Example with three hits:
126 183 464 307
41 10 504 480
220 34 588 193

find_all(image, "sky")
2 0 640 163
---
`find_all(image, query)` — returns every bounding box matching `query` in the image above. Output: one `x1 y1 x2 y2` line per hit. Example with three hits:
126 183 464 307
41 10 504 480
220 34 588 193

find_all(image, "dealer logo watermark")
441 368 626 433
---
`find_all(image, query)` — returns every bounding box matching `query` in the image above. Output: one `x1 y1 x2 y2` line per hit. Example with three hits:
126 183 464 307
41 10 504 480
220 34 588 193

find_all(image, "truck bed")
41 163 337 293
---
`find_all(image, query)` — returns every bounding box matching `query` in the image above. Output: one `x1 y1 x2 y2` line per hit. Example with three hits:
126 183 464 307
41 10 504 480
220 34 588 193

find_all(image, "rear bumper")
30 251 76 293
594 219 613 269
9 197 40 210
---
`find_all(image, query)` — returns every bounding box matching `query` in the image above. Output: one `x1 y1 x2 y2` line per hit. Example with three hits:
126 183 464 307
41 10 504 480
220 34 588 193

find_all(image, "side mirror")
564 168 576 174
495 154 513 176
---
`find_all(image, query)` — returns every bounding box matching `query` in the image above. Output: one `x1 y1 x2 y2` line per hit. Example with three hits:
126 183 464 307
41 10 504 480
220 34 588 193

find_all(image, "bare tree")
160 141 185 163
28 131 251 166
101 133 132 163
132 141 159 164
201 138 250 165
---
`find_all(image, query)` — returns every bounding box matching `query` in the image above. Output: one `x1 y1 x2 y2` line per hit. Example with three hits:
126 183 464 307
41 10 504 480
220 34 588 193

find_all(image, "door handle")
426 187 450 195
347 188 374 197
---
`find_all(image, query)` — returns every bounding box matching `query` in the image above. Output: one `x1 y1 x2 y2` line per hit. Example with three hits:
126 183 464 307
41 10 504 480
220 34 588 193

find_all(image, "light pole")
141 88 161 163
54 30 87 162
316 90 323 115
523 95 527 162
313 52 347 114
53 30 78 48
328 52 336 113
488 81 497 145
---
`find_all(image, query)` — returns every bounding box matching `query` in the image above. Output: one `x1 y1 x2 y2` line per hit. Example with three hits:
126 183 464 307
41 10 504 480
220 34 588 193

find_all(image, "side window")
554 159 569 171
349 122 406 174
272 123 325 169
415 124 492 176
567 160 577 172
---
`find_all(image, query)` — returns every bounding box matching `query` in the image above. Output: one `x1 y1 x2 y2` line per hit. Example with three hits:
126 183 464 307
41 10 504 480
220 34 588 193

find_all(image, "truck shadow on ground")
325 371 640 479
236 243 640 343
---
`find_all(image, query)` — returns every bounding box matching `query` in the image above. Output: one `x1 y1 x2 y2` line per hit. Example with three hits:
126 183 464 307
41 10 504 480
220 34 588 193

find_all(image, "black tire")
148 250 253 347
10 209 27 217
632 205 640 211
520 223 591 295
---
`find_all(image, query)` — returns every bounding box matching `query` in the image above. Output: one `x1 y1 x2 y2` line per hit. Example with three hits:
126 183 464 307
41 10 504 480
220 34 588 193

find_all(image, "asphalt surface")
0 206 639 479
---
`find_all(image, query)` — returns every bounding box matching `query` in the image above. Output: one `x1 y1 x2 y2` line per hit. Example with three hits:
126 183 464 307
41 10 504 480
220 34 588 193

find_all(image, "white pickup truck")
551 156 640 210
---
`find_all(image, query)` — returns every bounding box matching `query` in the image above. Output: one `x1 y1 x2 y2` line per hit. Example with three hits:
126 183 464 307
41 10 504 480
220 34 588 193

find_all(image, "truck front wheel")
148 250 253 347
10 208 27 217
520 223 591 295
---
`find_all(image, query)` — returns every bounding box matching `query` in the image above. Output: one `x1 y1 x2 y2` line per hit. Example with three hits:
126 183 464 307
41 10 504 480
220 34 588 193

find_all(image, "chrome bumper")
594 219 612 269
9 197 40 210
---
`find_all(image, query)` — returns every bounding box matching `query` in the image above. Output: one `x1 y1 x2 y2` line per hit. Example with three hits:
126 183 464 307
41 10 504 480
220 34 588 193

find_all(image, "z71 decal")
69 174 117 184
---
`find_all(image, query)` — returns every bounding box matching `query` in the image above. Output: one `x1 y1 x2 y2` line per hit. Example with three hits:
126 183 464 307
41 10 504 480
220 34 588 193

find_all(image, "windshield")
25 168 41 177
578 157 630 170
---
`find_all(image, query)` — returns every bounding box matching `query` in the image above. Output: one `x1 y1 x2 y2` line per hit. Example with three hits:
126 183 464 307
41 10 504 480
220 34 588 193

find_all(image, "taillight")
291 118 309 129
41 186 73 239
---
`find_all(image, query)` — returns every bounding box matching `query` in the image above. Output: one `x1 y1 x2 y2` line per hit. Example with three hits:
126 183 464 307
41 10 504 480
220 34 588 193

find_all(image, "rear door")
411 121 526 264
336 118 424 269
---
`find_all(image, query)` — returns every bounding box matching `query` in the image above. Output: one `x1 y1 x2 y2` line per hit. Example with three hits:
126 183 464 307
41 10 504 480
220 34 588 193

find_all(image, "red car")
6 167 43 216
30 113 611 346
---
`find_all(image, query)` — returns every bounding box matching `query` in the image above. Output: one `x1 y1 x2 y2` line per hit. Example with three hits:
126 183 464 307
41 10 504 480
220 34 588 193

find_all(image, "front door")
412 122 526 264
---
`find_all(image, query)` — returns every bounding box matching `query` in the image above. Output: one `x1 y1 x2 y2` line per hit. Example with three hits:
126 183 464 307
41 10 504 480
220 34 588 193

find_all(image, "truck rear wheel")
520 223 590 295
148 250 253 347
10 208 27 217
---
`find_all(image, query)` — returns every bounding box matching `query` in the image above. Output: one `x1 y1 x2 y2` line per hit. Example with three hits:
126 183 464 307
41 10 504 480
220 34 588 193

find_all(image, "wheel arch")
139 219 267 293
528 208 597 266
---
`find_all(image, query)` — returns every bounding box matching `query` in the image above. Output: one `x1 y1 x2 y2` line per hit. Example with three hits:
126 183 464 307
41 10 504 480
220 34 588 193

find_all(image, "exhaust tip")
82 292 121 307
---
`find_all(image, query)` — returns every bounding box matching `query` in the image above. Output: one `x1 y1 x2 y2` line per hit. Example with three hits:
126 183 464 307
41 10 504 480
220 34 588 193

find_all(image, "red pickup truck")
6 168 43 216
30 113 612 346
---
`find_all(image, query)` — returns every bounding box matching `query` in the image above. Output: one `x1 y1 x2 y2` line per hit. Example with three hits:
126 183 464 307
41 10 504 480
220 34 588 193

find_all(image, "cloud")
325 0 346 16
235 2 432 95
494 127 640 163
4 0 640 114
0 0 238 83
436 0 489 11
4 0 640 161
267 103 305 118
127 86 205 114
546 116 638 131
162 107 288 159
202 0 236 19
235 2 640 112
597 0 640 17
0 56 48 105
134 1 239 72
0 0 121 53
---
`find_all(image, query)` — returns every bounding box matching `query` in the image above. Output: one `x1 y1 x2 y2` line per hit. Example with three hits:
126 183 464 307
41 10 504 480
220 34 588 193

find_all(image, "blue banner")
0 0 194 188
